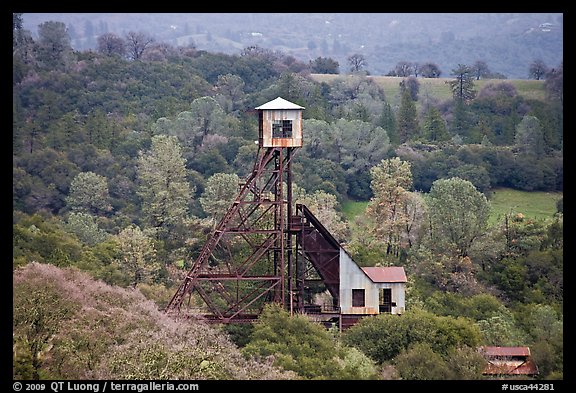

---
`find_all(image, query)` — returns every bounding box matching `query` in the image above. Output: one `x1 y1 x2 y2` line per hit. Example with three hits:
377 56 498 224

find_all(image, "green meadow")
341 187 562 227
309 74 547 104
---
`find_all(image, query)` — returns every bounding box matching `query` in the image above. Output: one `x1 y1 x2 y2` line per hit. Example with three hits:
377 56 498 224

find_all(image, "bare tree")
97 33 126 57
125 31 154 60
412 62 420 77
472 60 490 80
529 59 548 80
394 61 412 77
347 53 367 73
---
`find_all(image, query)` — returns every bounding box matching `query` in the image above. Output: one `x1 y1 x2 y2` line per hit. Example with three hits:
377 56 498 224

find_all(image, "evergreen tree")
422 107 449 143
36 21 74 71
137 135 192 240
397 88 419 143
449 99 473 142
447 64 476 102
378 102 399 145
65 171 112 215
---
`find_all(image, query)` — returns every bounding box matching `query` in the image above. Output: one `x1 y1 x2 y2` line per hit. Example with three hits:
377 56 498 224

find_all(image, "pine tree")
397 88 419 143
422 107 449 143
137 135 192 240
447 64 476 102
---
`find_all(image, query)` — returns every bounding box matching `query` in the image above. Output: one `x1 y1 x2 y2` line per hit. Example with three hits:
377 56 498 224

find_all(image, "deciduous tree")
347 53 367 73
116 224 158 288
367 158 422 259
125 31 154 60
529 59 548 80
419 62 442 78
426 177 490 257
472 60 491 80
200 173 240 223
515 115 545 157
97 33 126 57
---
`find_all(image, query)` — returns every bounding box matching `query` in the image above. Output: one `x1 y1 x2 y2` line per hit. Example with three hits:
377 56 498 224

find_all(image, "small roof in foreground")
361 266 407 283
481 346 531 357
255 97 305 110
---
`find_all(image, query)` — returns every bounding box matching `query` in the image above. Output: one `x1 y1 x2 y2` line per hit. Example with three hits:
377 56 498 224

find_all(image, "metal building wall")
339 249 379 315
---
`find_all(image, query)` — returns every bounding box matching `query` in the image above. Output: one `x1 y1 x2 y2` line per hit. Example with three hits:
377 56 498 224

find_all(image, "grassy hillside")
487 187 562 225
341 187 562 226
13 262 293 380
310 74 547 103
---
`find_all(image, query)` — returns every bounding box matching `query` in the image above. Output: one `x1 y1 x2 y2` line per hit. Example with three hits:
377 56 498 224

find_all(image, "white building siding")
339 249 406 315
339 249 379 315
374 282 405 314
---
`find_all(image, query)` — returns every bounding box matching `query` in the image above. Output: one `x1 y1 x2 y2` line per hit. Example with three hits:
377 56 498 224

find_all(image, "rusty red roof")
481 346 539 376
482 346 531 357
361 266 407 283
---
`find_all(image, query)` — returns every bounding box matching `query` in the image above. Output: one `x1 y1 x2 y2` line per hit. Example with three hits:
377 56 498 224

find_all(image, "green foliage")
426 177 491 257
423 291 508 321
343 308 482 364
476 310 530 346
421 106 449 143
199 173 240 222
515 115 545 157
365 158 426 260
397 88 419 142
137 134 192 238
394 343 453 380
243 304 379 379
66 171 113 215
13 211 83 268
295 188 350 242
12 21 563 380
448 64 477 102
115 225 159 288
222 323 255 348
65 212 109 245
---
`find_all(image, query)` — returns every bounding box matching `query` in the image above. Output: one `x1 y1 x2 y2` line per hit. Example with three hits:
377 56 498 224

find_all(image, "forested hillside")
13 13 563 381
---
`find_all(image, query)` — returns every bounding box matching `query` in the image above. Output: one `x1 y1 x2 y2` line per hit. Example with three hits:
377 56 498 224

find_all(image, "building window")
272 120 293 138
352 289 365 307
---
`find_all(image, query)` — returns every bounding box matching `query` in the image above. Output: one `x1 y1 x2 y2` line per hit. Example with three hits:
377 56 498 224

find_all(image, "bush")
342 308 482 364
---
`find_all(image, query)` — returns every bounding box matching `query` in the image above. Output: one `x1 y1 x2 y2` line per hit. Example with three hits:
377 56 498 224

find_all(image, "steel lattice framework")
165 146 296 323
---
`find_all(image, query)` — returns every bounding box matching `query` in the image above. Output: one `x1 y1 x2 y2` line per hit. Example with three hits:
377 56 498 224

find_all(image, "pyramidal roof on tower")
255 97 305 110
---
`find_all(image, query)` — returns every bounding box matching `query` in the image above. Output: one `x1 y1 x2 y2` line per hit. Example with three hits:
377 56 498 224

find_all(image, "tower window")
272 120 293 138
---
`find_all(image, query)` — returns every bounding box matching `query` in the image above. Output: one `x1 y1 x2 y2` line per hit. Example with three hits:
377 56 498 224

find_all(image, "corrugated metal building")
481 346 539 377
339 253 406 315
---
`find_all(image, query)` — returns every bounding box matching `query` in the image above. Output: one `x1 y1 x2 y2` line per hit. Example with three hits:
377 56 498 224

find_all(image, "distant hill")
21 12 563 79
